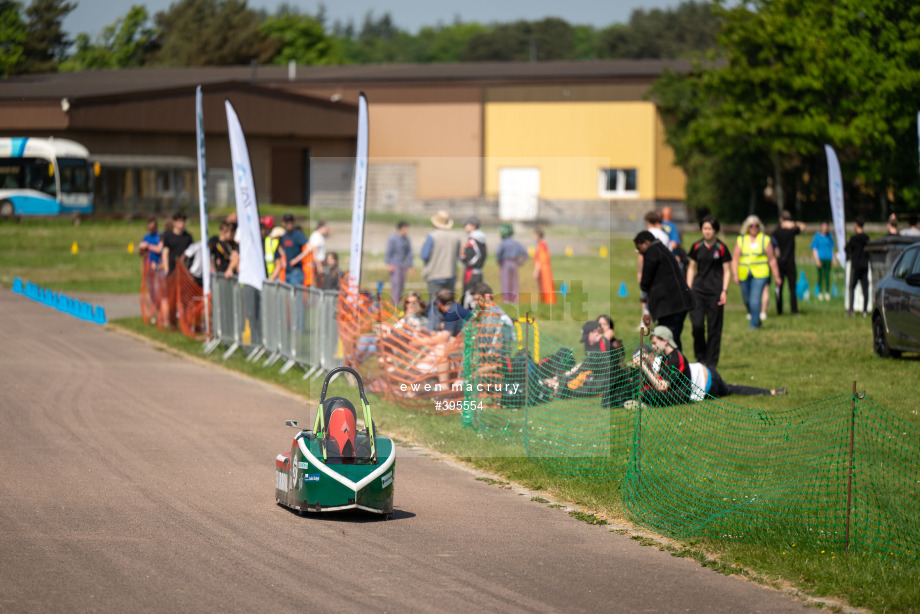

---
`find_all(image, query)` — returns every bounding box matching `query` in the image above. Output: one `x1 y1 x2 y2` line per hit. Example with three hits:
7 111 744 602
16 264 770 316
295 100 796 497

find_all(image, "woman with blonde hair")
731 215 781 329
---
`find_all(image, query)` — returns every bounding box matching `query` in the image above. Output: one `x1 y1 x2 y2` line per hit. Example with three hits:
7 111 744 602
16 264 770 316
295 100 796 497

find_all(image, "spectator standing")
686 215 731 367
139 217 164 317
460 216 488 306
495 223 528 302
420 210 460 300
533 227 557 305
161 212 194 330
385 221 413 303
210 220 235 276
634 230 693 349
637 210 674 325
322 252 343 291
183 240 205 287
732 215 781 328
900 214 920 237
660 206 681 251
887 213 899 235
810 221 836 301
304 220 331 287
280 213 308 286
771 210 806 315
845 216 871 317
139 216 163 270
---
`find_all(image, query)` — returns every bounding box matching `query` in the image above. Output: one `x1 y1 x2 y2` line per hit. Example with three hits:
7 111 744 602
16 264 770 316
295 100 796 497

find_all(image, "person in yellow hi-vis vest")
731 215 781 329
264 225 284 281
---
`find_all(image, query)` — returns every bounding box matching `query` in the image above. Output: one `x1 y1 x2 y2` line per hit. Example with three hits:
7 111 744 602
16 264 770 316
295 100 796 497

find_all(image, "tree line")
0 0 719 73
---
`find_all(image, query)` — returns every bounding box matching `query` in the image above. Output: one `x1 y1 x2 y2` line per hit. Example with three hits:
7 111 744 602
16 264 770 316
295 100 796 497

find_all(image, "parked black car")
873 242 920 357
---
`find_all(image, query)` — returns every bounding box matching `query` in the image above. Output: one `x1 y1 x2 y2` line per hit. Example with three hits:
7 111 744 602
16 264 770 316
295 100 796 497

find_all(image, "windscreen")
58 157 93 194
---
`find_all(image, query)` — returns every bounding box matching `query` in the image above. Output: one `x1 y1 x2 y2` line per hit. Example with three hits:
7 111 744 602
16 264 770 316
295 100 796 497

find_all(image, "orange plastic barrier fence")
140 255 209 341
175 261 208 341
140 254 166 330
335 276 464 412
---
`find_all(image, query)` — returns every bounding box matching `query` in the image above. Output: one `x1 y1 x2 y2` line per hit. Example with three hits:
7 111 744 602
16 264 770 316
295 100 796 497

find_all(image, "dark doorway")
271 148 310 206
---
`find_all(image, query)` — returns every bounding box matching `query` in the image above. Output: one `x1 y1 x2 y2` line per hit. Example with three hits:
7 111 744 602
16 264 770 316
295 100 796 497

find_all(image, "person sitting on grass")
629 326 786 407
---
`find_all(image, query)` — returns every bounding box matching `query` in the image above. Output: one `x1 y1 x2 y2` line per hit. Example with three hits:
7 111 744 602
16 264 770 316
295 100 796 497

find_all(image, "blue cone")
796 272 808 299
12 278 23 294
79 301 93 320
560 282 568 296
93 306 107 325
25 281 38 299
619 282 628 298
814 283 820 297
831 283 838 298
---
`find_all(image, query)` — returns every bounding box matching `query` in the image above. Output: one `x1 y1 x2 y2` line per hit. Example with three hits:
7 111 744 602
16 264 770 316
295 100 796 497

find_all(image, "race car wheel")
0 200 13 219
873 315 901 358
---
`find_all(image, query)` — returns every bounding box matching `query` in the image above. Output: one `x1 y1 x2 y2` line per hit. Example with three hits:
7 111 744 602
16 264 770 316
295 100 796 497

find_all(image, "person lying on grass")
628 325 786 407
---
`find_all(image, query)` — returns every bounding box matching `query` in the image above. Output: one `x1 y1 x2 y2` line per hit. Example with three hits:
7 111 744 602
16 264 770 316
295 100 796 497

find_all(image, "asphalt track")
0 290 815 613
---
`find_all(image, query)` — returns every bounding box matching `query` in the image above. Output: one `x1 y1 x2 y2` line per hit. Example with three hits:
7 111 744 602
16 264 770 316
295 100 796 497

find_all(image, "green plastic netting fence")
462 310 920 561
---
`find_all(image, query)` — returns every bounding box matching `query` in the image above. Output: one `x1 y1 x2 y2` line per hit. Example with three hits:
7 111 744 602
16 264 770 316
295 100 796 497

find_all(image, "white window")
598 168 638 198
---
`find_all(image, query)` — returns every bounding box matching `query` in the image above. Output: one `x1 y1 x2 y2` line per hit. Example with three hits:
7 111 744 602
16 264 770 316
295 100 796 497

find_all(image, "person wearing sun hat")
495 223 527 302
630 325 786 406
420 210 460 301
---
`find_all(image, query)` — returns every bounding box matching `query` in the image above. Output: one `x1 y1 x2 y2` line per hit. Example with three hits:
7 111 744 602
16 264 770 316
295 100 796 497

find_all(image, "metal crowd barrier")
207 275 341 380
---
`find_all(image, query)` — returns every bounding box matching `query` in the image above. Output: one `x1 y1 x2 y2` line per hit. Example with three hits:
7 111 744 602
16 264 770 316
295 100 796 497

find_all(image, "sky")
63 0 687 39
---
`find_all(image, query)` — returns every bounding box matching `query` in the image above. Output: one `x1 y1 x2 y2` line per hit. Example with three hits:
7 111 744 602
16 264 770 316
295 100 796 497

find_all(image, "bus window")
0 160 24 190
58 157 92 194
26 159 56 195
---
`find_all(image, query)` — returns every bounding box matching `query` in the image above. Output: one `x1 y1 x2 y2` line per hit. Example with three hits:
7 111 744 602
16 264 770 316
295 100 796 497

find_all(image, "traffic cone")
71 242 78 254
127 242 134 254
93 306 107 325
564 246 573 257
619 282 628 298
12 278 23 293
600 246 608 258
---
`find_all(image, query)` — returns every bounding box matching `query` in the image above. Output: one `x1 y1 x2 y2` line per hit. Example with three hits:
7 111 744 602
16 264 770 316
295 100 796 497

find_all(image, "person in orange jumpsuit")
532 227 556 305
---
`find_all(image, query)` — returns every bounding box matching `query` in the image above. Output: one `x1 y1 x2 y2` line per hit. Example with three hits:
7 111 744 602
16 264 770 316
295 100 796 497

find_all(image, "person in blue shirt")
139 216 163 270
495 223 528 302
660 206 682 252
385 220 413 304
280 213 308 286
810 221 836 301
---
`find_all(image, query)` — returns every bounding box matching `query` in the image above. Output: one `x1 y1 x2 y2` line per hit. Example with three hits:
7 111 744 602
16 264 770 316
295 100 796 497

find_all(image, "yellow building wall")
484 101 662 201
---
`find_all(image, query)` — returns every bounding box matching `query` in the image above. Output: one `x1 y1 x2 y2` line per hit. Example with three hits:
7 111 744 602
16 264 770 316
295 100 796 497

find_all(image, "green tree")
461 18 576 62
150 0 280 66
60 6 157 71
17 0 75 74
598 1 719 60
654 0 920 220
0 0 25 77
261 9 343 65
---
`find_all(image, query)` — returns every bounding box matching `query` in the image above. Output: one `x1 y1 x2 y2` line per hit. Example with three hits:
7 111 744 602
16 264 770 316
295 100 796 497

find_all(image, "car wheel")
0 200 13 219
873 315 901 358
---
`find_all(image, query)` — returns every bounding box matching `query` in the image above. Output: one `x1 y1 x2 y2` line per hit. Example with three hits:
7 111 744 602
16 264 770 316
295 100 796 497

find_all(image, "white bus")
0 137 95 218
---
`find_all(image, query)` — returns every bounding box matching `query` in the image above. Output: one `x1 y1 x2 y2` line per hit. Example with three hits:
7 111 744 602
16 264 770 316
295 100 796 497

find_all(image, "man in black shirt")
686 215 732 367
161 211 194 330
771 210 806 315
635 230 693 351
845 216 871 317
